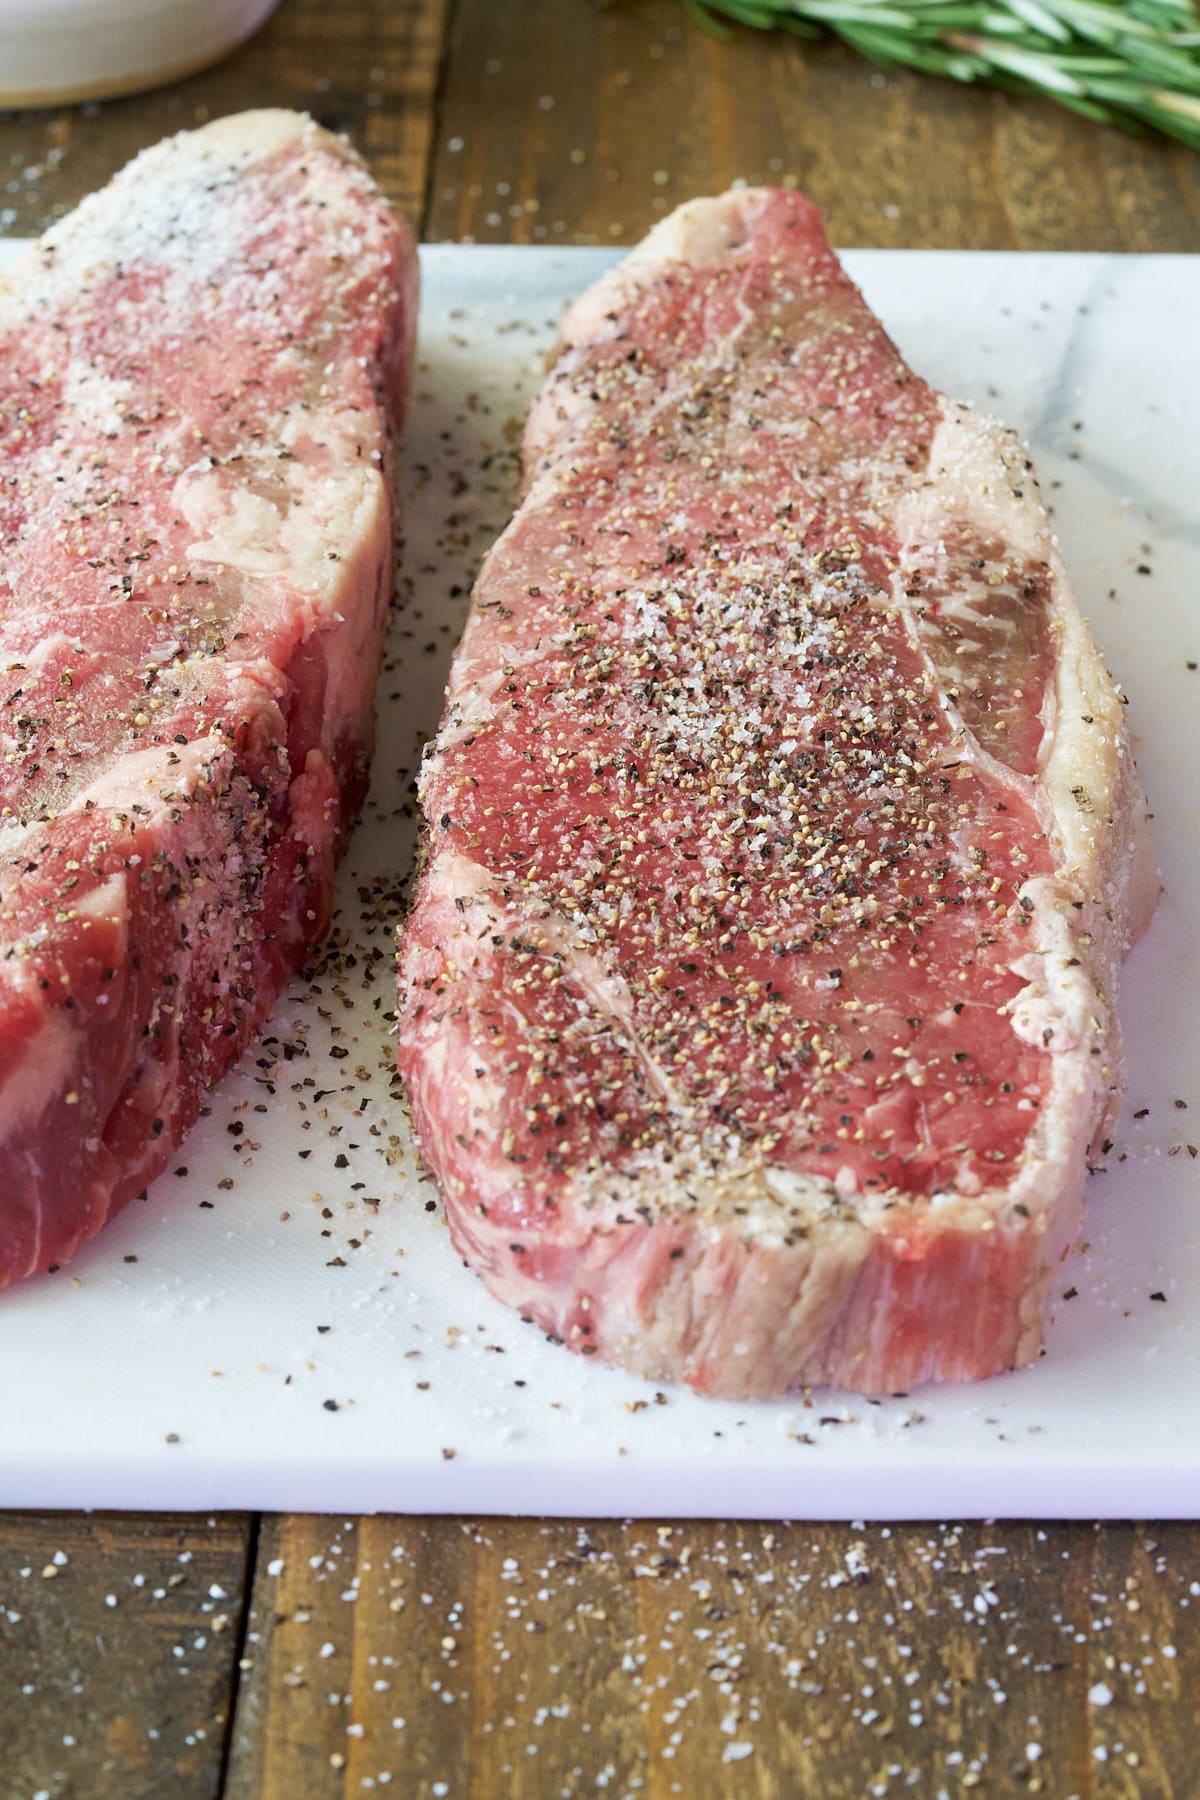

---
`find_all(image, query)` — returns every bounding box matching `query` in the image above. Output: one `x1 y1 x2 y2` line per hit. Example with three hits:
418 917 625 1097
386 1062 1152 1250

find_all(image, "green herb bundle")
683 0 1200 148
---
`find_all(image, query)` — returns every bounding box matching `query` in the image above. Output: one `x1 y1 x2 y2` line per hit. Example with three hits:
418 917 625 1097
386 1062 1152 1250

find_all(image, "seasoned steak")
398 191 1155 1398
0 111 416 1282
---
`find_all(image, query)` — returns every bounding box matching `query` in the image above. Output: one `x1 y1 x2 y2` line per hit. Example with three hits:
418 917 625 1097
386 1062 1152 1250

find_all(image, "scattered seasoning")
9 1510 1179 1793
0 221 1176 1639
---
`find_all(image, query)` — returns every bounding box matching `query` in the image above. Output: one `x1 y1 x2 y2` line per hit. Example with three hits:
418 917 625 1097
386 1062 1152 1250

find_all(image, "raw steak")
0 111 416 1283
398 191 1155 1398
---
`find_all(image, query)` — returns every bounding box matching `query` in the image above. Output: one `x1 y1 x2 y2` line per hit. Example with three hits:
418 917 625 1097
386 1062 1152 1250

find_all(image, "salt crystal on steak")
397 190 1155 1398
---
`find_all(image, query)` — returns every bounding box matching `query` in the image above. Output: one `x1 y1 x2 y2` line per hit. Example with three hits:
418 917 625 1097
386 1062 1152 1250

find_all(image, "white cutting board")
0 241 1197 1519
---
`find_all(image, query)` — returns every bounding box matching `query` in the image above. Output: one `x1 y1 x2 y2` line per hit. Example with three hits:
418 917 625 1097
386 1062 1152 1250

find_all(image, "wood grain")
221 1513 1200 1798
0 1511 254 1800
426 0 1200 252
0 0 450 238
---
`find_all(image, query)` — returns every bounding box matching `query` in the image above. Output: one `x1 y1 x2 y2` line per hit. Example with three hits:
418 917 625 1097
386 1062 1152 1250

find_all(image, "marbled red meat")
398 190 1154 1397
0 111 416 1282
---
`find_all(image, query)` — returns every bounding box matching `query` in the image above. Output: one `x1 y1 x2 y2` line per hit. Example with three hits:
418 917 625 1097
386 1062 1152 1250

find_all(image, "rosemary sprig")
682 0 1200 147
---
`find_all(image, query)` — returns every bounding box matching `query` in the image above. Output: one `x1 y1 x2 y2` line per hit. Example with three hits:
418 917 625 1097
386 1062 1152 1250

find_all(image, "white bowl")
0 0 281 107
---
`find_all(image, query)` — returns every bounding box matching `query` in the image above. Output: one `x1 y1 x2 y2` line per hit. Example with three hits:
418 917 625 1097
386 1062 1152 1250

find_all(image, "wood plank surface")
0 1512 254 1800
425 0 1200 251
2 0 1200 1795
224 1514 1200 1798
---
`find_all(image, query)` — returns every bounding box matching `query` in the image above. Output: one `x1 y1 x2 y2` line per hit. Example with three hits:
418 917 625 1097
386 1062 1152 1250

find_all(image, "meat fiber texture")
0 111 416 1283
398 190 1156 1400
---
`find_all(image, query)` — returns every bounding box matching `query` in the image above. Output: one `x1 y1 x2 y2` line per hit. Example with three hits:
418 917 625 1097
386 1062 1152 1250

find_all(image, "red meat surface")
0 111 416 1282
398 189 1152 1397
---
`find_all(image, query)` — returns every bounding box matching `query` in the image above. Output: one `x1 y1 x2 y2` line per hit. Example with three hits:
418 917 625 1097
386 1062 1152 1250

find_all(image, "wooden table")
3 4 1198 1796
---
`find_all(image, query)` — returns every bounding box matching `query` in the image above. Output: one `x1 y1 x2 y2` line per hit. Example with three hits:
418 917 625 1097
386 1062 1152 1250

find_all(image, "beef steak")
397 190 1155 1398
0 110 416 1282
